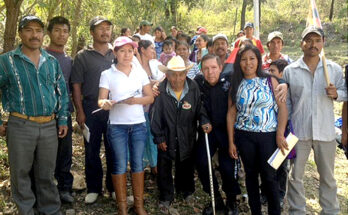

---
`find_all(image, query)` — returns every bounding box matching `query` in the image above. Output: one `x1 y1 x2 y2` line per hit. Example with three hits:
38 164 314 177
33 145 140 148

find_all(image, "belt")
10 112 55 124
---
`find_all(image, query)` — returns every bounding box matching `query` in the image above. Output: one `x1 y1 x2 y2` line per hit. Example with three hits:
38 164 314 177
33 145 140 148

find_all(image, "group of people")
0 14 347 215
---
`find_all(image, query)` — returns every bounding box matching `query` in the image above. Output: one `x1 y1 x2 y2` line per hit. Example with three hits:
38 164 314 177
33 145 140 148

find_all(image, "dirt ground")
1 126 347 215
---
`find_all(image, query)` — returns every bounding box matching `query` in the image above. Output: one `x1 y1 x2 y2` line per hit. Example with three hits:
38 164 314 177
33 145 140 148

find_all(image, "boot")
112 174 128 215
131 172 147 215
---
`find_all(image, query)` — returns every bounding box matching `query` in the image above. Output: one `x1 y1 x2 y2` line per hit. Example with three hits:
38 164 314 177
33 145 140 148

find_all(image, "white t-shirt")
135 33 155 45
99 63 150 124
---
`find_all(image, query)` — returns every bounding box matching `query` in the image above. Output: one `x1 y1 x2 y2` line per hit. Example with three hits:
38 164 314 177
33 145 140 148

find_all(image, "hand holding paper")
268 133 299 170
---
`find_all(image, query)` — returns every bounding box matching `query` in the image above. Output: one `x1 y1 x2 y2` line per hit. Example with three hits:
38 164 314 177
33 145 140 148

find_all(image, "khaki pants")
7 116 61 215
287 140 340 215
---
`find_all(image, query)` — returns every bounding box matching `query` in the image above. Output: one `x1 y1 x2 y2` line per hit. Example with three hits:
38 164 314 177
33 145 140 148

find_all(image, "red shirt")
234 36 265 55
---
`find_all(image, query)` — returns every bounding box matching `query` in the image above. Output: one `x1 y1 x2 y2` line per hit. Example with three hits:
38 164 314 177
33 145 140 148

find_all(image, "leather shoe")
60 191 74 203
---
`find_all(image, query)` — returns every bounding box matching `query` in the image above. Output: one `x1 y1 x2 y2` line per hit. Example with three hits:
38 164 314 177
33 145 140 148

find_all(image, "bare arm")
123 84 154 105
72 83 85 128
227 96 238 159
98 87 115 110
272 77 289 154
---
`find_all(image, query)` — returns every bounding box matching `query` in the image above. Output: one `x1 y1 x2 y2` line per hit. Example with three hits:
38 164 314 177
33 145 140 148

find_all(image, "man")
212 33 233 75
284 26 347 215
234 22 265 55
135 20 154 44
194 54 240 215
262 31 292 71
46 16 74 203
71 16 114 204
150 56 209 213
0 15 69 214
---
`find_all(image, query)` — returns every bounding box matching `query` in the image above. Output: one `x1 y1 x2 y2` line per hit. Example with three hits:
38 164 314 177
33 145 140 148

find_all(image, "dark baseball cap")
89 16 112 31
18 15 44 31
244 22 254 29
140 20 153 26
301 25 324 41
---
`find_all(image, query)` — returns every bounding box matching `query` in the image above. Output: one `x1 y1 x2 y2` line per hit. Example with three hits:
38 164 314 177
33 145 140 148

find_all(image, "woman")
227 44 288 215
121 27 132 37
175 41 200 79
98 36 154 215
153 26 166 59
189 34 209 63
137 40 165 176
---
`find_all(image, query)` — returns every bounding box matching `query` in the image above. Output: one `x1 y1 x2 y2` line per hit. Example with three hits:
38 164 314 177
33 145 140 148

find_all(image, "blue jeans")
107 123 147 174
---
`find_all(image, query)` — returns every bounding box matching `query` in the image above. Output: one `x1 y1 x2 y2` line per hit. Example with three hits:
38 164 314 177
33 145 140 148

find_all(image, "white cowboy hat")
158 56 194 73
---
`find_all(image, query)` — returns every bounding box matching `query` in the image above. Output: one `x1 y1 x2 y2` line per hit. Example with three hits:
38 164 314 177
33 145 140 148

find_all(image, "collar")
297 55 328 72
166 79 189 102
13 45 49 68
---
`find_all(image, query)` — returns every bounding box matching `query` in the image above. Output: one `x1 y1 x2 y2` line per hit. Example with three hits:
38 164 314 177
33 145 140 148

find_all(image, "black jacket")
150 78 209 161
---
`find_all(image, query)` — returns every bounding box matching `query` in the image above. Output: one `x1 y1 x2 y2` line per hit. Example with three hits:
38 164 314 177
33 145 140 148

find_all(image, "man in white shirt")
135 20 154 45
283 26 347 215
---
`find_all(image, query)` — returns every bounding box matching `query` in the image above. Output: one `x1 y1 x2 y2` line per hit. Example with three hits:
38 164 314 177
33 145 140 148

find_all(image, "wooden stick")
321 48 330 87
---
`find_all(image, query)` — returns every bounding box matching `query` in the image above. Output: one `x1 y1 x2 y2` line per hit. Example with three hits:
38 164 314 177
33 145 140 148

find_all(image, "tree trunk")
259 0 261 30
3 0 24 53
329 0 334 21
170 0 177 25
240 0 247 30
70 0 83 57
233 7 238 36
47 0 62 23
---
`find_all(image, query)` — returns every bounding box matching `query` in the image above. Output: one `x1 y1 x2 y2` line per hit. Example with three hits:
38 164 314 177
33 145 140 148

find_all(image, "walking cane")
205 132 216 215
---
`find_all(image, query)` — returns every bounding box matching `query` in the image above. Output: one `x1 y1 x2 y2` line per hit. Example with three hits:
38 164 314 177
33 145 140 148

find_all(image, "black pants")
55 115 74 192
83 100 113 194
157 151 195 202
235 129 280 215
196 129 241 203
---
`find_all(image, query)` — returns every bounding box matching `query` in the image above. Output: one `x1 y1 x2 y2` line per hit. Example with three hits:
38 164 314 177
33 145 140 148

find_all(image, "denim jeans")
107 122 147 174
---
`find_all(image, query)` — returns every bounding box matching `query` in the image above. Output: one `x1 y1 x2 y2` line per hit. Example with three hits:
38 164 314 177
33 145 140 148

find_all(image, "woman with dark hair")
137 40 165 176
121 27 131 37
175 41 200 79
154 26 166 59
227 44 288 215
98 36 154 215
189 34 209 63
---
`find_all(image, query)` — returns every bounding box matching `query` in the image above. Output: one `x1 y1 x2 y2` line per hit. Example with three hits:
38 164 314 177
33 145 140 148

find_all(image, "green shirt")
0 45 69 126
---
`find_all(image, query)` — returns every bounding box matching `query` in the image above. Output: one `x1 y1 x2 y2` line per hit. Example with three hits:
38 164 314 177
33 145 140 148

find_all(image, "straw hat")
158 56 193 73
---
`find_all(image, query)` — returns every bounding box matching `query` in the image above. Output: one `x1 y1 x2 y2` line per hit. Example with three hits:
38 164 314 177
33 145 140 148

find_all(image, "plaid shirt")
0 45 69 125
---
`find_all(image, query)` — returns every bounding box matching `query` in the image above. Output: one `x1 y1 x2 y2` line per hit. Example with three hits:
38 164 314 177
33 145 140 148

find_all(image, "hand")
325 83 338 99
274 83 288 103
276 134 289 155
228 143 238 159
58 125 68 138
100 99 116 110
342 131 347 148
158 142 167 152
152 83 160 97
121 97 136 105
0 122 7 136
76 110 86 129
202 123 212 133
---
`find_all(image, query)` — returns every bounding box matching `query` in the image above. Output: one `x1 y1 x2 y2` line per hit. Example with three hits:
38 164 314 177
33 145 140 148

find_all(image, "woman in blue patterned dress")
227 44 288 215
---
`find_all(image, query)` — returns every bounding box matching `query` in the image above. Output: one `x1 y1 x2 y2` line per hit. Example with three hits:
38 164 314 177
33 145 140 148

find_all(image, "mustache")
309 47 319 51
29 38 40 42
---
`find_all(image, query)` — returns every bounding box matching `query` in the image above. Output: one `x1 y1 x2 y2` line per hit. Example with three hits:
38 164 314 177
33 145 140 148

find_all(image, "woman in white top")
98 36 153 215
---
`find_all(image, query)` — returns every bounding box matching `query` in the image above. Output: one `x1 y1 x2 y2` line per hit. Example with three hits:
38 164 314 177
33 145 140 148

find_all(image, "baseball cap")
89 16 112 31
113 36 138 50
212 33 228 44
244 22 254 29
140 20 153 26
267 31 284 44
18 15 44 31
301 25 324 40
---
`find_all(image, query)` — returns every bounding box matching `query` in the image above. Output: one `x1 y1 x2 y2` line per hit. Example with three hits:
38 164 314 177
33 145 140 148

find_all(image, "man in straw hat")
150 56 210 212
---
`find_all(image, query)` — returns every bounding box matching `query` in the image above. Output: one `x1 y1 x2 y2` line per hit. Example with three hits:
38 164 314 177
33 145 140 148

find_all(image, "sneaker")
84 192 98 204
111 192 116 200
60 191 74 203
159 201 171 214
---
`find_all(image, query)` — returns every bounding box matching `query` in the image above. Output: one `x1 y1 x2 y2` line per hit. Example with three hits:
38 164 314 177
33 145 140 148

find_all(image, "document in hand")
267 133 299 170
83 123 90 143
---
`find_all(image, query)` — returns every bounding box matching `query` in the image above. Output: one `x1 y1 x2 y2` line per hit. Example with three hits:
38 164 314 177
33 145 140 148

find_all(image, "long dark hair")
230 44 269 104
137 40 153 55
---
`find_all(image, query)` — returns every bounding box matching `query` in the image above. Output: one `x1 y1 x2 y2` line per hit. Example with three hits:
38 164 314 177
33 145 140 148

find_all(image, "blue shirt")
0 45 69 125
235 77 278 132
